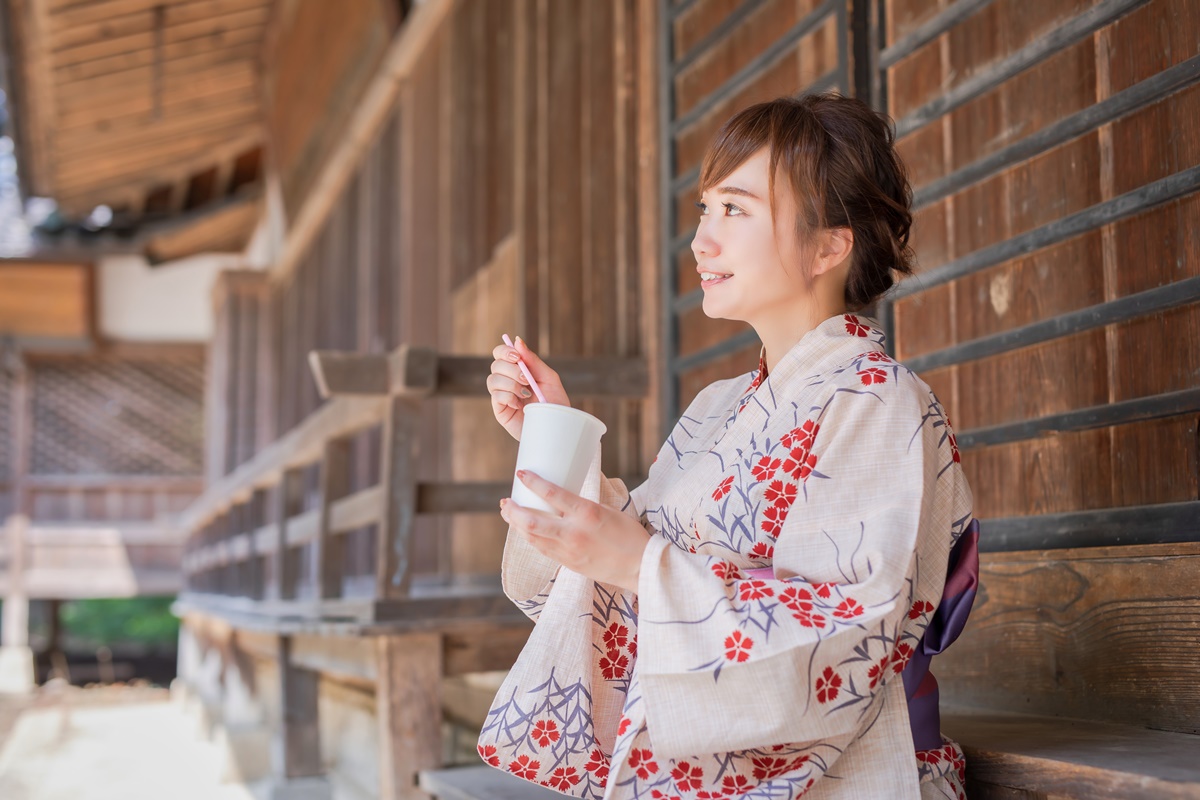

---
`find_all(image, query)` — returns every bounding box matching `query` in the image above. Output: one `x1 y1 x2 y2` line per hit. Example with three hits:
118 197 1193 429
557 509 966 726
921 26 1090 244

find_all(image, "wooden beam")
308 352 389 398
270 0 455 286
376 632 443 800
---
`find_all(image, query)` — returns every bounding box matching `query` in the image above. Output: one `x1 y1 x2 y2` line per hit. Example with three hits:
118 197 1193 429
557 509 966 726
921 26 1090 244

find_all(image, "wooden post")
376 396 420 600
273 469 304 601
249 488 267 600
272 635 330 799
317 438 351 599
1 515 29 648
376 632 442 800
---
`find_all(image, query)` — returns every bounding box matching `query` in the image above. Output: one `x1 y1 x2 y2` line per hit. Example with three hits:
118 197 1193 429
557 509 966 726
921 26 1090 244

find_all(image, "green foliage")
58 596 179 651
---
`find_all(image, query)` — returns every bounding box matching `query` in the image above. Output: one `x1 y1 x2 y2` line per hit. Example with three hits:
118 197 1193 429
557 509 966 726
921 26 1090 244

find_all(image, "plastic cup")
511 403 607 513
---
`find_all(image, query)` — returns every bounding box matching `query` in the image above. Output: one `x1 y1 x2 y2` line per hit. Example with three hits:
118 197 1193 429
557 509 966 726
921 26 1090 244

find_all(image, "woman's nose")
692 225 717 259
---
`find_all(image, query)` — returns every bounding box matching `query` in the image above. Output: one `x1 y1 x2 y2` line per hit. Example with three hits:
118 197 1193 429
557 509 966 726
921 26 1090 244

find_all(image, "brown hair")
698 93 915 309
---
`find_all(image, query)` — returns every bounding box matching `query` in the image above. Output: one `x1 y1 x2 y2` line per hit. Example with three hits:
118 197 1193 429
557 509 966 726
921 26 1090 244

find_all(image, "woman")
479 94 979 799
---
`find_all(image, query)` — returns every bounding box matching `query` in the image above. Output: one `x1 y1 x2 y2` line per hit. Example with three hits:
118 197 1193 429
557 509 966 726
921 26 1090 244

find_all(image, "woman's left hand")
500 470 650 593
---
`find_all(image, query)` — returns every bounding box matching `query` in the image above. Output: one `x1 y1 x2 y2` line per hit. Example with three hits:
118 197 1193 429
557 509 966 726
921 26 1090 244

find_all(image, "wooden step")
942 711 1200 800
419 764 566 800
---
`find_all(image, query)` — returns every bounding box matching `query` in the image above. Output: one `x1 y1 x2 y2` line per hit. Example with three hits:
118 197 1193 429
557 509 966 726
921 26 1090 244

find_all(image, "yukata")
479 313 979 800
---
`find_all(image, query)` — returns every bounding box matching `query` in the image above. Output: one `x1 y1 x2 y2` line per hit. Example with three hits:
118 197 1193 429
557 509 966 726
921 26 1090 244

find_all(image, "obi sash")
745 518 980 752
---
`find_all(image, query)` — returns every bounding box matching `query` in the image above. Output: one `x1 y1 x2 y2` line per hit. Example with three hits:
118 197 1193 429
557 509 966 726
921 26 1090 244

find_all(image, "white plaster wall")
97 253 242 342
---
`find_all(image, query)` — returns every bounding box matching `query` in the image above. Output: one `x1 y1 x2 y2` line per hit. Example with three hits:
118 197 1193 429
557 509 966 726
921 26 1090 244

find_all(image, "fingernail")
522 389 532 398
507 352 520 362
515 336 525 347
500 498 508 508
517 469 526 479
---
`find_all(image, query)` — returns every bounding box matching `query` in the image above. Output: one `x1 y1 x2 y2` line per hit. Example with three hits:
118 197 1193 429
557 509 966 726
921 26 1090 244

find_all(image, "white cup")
511 403 607 513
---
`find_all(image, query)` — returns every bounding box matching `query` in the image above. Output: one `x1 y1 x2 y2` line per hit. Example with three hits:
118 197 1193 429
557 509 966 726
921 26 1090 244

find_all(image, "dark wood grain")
936 543 1200 734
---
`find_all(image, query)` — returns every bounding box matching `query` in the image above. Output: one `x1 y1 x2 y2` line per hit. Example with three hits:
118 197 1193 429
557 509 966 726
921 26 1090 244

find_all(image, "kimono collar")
750 313 888 393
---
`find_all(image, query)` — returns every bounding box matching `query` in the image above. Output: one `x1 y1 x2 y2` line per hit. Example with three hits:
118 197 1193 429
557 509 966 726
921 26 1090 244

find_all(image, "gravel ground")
0 683 259 800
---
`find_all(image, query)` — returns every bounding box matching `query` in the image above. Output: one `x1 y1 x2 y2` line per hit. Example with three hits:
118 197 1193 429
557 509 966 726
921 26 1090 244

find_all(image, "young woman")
479 94 979 800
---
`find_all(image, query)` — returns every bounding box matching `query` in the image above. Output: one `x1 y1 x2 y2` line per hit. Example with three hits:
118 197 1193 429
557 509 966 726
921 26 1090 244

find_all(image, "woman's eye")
722 202 744 216
695 201 708 215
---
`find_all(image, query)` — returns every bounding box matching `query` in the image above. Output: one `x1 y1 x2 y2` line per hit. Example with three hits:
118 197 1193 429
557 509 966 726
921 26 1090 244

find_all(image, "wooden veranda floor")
0 685 259 800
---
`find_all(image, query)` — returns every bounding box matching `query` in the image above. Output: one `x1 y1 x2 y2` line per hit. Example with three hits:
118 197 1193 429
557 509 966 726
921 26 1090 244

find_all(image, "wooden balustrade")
176 344 647 629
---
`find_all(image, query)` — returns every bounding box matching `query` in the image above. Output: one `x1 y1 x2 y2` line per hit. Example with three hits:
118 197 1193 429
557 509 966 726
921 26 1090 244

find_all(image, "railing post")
376 396 421 601
317 439 352 600
249 488 267 600
272 469 304 601
272 635 330 799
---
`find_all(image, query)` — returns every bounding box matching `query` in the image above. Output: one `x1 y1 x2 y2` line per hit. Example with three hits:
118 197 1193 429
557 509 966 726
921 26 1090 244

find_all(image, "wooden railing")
177 345 647 629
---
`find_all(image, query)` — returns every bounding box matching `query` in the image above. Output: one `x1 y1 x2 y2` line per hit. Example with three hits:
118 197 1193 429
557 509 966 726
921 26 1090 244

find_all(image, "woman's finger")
502 500 564 540
490 359 529 384
492 344 522 363
515 470 586 516
487 373 533 399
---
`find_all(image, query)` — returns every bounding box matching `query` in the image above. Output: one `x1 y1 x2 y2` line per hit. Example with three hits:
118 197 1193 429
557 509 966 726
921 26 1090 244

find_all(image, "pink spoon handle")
502 334 547 404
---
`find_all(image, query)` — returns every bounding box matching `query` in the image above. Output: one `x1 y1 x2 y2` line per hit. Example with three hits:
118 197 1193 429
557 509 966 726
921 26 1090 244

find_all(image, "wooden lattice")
30 355 204 476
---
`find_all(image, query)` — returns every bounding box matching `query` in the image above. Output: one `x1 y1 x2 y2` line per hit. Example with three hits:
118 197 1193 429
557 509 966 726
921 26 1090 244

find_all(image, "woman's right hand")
487 337 571 441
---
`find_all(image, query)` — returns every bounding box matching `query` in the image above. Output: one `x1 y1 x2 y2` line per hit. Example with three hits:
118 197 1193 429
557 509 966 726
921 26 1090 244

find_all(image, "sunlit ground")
0 685 260 800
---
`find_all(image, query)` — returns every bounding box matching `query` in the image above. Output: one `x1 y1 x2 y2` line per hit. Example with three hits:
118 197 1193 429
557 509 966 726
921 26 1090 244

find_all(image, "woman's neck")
754 297 848 375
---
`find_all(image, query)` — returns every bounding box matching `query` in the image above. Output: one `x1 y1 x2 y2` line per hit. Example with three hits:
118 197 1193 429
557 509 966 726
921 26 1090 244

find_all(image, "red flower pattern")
844 314 870 336
617 716 631 736
721 774 752 794
812 582 835 599
599 649 629 680
833 598 864 619
858 367 888 386
782 450 819 481
764 479 798 508
815 666 842 703
671 761 704 792
867 656 889 689
891 642 914 674
712 475 735 500
781 419 819 449
544 767 581 791
748 542 774 560
602 622 628 651
751 456 782 482
710 560 742 581
737 579 774 601
529 719 560 748
909 600 935 620
760 504 787 538
723 630 754 662
791 607 827 628
629 748 659 780
778 586 813 611
507 754 540 780
584 748 609 775
477 744 500 767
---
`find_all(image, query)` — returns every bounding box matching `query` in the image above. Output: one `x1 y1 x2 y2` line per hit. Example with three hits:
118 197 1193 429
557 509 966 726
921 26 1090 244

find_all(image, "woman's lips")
700 273 732 288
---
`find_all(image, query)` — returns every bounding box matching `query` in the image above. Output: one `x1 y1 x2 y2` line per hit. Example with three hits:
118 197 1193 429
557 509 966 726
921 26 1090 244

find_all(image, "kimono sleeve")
635 377 956 758
499 444 649 618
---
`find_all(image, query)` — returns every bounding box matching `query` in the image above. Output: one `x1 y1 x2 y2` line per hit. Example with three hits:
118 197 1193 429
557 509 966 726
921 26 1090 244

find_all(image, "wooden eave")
2 0 273 225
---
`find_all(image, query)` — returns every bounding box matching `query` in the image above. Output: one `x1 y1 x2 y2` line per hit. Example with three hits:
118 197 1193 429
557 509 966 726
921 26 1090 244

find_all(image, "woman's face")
691 148 810 325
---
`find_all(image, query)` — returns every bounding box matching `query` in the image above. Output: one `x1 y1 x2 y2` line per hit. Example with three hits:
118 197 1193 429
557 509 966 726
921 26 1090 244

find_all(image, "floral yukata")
479 314 979 799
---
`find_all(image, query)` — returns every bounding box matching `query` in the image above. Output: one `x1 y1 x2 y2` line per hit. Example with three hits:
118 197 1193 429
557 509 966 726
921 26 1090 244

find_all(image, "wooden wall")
881 0 1200 735
208 0 656 587
662 0 853 426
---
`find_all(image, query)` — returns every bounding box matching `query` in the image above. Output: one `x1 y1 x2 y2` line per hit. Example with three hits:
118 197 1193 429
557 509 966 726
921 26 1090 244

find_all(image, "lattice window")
30 355 204 476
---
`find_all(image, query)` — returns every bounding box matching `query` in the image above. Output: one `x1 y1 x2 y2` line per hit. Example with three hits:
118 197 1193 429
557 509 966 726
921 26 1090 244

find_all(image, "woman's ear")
812 227 853 276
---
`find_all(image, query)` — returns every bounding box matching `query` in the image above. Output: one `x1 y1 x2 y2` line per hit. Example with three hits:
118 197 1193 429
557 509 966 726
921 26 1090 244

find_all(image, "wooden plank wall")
883 0 1200 733
663 0 851 419
207 0 655 587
